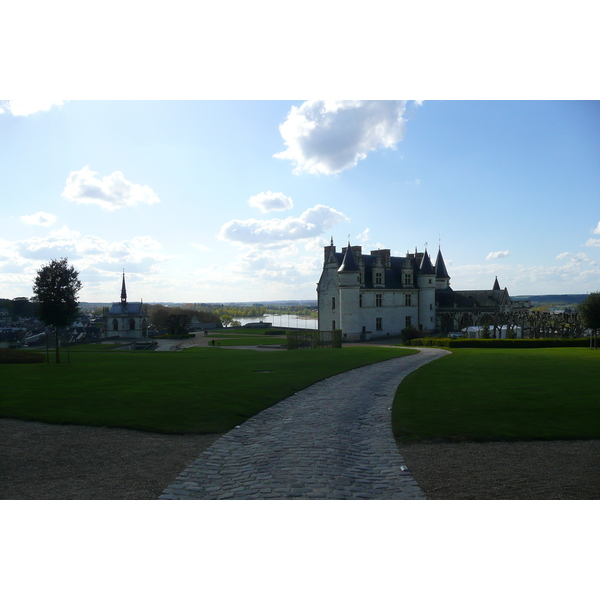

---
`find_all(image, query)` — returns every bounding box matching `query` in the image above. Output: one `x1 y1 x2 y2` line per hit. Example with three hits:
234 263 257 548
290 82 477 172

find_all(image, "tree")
32 258 82 363
400 325 419 344
579 292 600 349
220 314 233 328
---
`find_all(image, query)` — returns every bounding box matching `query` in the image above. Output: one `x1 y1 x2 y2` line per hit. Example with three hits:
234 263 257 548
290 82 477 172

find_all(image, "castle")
102 272 148 339
317 239 513 341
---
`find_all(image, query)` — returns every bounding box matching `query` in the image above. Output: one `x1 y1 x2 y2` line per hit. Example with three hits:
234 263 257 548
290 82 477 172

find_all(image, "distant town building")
317 239 516 340
102 272 148 339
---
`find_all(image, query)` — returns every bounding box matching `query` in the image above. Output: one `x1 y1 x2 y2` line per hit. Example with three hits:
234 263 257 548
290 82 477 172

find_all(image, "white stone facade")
317 242 440 341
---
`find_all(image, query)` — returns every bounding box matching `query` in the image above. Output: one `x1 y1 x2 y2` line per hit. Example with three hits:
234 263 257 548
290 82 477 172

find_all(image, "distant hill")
512 294 587 306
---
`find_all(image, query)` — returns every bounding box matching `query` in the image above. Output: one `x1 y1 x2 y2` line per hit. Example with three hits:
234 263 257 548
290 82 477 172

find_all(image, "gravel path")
160 348 447 499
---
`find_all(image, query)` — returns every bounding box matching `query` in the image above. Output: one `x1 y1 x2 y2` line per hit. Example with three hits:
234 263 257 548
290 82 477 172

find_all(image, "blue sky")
1 99 599 303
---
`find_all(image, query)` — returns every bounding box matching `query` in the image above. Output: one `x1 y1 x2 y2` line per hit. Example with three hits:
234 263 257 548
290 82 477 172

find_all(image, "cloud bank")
248 191 294 213
219 204 348 246
61 166 160 210
20 212 57 226
0 100 63 116
274 100 407 175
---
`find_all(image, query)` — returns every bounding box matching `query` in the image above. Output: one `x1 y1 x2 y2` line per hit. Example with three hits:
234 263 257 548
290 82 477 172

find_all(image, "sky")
1 99 598 303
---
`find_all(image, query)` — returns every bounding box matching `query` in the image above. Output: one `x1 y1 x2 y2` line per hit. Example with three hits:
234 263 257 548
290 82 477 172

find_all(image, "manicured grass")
393 348 600 442
1 346 417 434
209 337 286 346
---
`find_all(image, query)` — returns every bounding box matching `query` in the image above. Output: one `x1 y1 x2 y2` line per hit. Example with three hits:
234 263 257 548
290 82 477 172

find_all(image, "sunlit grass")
2 346 417 434
393 348 600 441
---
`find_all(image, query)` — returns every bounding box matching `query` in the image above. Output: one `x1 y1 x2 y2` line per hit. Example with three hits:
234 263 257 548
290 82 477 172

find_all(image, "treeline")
0 297 38 319
147 304 221 330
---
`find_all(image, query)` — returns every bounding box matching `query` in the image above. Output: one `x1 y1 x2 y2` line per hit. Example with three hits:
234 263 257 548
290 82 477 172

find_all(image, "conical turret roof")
338 243 360 272
493 276 501 291
419 249 435 275
435 248 450 279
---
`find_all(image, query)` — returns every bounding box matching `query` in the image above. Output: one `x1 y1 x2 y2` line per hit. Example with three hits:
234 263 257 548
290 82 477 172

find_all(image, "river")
236 314 318 330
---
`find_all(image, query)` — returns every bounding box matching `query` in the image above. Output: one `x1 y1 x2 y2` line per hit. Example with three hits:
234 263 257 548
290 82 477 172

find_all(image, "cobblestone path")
159 348 449 500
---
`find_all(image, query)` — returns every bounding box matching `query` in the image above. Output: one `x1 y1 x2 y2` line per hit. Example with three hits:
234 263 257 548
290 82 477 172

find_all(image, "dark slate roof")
435 248 450 279
328 250 438 290
419 249 435 275
493 276 501 291
107 302 146 315
436 289 510 310
338 244 360 272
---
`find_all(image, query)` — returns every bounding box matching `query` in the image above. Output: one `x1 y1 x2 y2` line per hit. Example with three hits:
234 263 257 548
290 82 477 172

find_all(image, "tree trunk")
55 328 60 364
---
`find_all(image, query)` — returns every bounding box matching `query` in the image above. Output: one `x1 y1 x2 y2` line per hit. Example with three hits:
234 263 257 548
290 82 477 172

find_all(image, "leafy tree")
400 325 419 344
32 258 82 363
579 292 600 349
167 313 190 335
220 314 233 328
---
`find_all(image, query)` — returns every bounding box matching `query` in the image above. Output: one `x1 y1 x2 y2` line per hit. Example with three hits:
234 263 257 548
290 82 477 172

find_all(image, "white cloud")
248 191 293 213
593 221 600 235
486 250 510 260
556 252 572 260
6 227 171 275
218 204 349 246
20 211 57 226
356 228 370 244
61 166 160 210
274 100 407 175
304 236 329 252
584 238 600 247
191 243 212 252
0 100 63 116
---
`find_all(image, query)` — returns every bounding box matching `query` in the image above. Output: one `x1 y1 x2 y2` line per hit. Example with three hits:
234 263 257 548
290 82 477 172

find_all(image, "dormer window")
404 274 412 286
375 272 382 285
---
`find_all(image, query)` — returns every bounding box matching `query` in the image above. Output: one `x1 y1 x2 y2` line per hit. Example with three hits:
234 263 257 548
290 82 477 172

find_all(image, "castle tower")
337 243 361 341
417 248 436 333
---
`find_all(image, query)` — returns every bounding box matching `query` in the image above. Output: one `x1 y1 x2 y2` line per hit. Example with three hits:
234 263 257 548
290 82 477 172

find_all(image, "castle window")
405 316 412 327
375 272 382 285
430 304 433 310
376 293 382 307
359 294 362 307
113 319 119 331
404 274 412 286
429 279 433 284
405 294 412 307
332 320 336 330
376 317 382 331
129 319 136 330
332 297 336 310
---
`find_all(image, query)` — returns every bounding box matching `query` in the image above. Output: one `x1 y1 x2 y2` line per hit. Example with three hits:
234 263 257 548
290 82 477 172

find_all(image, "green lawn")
393 348 600 442
209 337 286 346
1 346 416 434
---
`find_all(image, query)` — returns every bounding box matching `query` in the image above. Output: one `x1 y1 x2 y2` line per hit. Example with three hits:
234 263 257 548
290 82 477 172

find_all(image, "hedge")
410 338 452 347
448 338 590 348
0 349 46 364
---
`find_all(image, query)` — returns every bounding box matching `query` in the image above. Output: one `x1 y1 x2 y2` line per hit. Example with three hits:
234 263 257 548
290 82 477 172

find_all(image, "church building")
102 273 148 339
317 239 513 341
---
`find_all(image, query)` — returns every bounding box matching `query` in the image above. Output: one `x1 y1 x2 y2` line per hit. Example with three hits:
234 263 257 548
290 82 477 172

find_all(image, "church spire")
493 276 501 291
121 270 127 304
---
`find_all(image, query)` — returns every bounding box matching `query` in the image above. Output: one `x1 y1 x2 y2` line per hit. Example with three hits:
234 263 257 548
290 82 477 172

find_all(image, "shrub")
400 326 420 344
448 338 590 349
0 349 46 364
410 338 452 347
